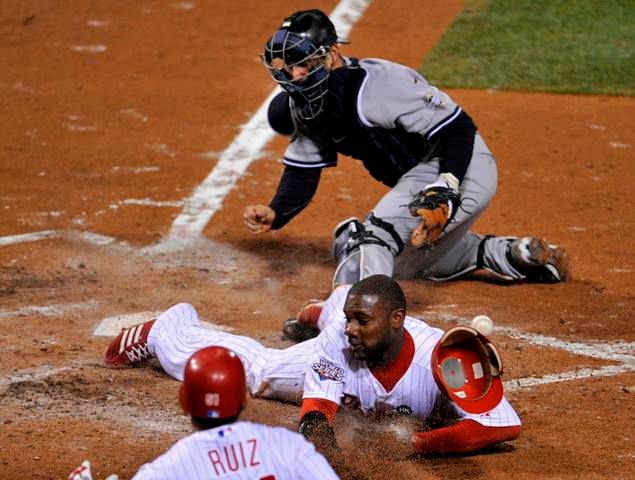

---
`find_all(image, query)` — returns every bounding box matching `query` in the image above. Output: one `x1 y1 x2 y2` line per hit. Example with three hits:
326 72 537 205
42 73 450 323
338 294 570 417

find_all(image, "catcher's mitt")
408 185 461 249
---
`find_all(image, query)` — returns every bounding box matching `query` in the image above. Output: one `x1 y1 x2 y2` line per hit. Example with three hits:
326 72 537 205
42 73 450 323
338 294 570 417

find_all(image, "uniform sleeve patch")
423 90 447 110
312 357 345 382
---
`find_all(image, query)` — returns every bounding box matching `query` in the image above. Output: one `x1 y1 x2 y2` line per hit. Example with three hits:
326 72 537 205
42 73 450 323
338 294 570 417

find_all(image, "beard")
349 337 391 366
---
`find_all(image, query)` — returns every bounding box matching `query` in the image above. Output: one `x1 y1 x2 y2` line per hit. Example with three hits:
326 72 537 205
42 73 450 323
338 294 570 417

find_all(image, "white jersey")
148 289 519 428
132 421 338 480
305 286 521 427
148 302 319 403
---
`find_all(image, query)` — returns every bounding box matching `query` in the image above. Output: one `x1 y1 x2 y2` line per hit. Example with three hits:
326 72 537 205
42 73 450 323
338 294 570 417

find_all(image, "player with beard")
105 276 520 455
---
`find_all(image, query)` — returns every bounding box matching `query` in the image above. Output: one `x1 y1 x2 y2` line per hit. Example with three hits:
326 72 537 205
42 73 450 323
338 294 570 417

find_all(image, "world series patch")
312 358 345 382
423 91 447 110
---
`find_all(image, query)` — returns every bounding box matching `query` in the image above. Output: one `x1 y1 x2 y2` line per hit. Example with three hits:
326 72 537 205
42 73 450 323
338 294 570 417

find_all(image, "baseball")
471 315 494 336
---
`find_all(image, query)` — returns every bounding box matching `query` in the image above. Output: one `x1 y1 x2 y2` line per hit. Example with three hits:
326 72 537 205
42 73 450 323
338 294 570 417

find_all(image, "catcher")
244 9 570 286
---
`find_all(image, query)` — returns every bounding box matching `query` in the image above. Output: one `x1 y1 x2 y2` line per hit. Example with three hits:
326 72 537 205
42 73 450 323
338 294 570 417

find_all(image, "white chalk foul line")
164 0 372 242
0 229 123 248
426 310 635 390
497 326 635 363
0 1 372 253
505 363 635 392
0 230 61 246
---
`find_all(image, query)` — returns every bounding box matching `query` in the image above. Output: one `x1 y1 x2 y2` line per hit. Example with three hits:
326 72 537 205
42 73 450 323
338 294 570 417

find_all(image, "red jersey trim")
300 398 339 424
370 329 415 392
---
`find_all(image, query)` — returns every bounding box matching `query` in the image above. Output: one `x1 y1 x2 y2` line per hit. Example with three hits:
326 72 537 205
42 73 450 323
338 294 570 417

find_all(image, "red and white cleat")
297 299 324 328
104 319 156 367
281 300 324 343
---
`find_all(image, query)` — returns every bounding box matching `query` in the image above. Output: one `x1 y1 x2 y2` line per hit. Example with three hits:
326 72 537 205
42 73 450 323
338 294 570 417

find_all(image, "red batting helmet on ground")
431 326 504 414
179 346 247 419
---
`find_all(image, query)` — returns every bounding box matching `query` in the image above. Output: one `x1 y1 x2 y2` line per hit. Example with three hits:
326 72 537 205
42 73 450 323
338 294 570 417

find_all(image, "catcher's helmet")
179 346 247 420
431 326 504 414
262 9 347 120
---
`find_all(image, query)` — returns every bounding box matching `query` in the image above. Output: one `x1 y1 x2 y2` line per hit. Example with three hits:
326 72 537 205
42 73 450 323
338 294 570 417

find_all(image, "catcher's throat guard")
431 326 503 414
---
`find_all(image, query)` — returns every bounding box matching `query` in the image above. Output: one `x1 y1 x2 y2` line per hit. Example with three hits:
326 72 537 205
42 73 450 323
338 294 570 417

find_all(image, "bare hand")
243 205 276 234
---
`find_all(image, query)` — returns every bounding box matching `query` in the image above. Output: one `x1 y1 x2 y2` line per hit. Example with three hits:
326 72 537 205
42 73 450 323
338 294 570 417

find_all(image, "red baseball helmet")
431 326 504 414
179 346 247 419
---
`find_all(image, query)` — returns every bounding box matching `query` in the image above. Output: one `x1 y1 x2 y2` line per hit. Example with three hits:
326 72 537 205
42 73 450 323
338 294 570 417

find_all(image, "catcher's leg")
393 134 498 279
482 235 570 282
331 215 403 287
418 233 569 282
409 133 568 282
148 303 271 393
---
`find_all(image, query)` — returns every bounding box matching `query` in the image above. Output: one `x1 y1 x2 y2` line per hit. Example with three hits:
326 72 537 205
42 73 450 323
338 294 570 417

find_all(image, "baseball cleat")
104 319 156 367
281 318 321 343
507 237 570 283
296 299 324 328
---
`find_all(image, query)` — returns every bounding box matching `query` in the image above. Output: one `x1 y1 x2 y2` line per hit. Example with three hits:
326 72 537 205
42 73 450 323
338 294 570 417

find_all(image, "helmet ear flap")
486 342 503 376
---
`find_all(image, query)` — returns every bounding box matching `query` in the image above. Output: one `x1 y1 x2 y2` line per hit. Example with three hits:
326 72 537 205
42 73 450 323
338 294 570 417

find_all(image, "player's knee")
332 215 403 260
332 215 402 285
167 302 198 318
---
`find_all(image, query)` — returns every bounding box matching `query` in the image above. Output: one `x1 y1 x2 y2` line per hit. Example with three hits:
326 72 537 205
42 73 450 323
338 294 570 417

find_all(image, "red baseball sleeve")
412 419 520 454
300 398 339 423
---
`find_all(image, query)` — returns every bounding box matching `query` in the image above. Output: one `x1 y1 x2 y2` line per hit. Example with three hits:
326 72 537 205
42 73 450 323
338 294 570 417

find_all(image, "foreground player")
70 346 338 480
104 276 520 455
244 9 569 285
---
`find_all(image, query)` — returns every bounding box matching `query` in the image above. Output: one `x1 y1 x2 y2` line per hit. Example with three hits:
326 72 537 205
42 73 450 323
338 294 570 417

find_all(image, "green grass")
421 0 635 95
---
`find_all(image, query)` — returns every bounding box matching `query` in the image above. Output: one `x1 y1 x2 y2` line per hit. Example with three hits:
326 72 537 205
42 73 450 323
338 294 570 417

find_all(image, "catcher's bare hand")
244 205 276 234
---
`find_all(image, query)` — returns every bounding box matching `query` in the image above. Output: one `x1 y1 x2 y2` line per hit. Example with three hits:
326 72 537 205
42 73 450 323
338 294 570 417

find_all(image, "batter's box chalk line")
0 229 126 248
94 312 234 337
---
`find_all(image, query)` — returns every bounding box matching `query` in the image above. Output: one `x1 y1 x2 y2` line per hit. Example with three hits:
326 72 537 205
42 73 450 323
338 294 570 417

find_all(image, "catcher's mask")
261 9 348 120
179 346 247 420
431 326 504 414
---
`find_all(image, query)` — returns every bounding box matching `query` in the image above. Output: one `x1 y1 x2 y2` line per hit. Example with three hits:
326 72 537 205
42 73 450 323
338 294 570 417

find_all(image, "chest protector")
295 59 436 187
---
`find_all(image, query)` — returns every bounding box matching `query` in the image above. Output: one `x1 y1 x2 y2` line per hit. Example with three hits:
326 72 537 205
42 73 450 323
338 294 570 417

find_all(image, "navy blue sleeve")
269 166 322 230
434 110 477 183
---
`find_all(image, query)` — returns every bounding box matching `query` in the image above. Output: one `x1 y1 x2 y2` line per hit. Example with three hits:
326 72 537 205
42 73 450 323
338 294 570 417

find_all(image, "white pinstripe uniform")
304 286 521 427
132 421 339 480
147 303 317 403
148 286 519 428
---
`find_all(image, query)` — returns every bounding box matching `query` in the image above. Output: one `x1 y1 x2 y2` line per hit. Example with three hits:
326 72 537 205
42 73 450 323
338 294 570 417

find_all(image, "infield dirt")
1 1 633 479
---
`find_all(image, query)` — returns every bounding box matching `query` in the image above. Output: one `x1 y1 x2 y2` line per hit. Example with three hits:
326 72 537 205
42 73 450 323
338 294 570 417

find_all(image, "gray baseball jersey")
278 58 525 283
283 58 460 170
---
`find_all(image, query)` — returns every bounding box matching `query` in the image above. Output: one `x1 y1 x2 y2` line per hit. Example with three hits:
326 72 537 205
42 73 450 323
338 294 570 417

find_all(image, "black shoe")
281 319 320 343
507 237 570 283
